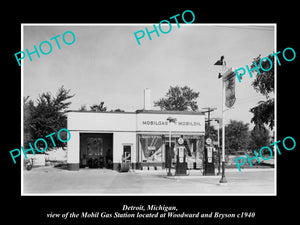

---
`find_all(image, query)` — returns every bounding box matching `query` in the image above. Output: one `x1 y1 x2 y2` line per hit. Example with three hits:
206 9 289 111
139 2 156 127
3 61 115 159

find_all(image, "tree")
24 96 35 146
250 99 274 130
224 120 250 154
90 101 107 112
24 86 74 149
249 54 274 130
154 86 199 111
205 125 218 141
249 125 270 150
251 54 274 98
80 103 124 112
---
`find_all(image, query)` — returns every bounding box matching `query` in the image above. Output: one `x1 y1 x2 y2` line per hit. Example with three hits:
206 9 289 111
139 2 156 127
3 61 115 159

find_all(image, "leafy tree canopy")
248 125 270 150
154 86 199 111
24 86 74 149
90 102 107 112
251 54 274 98
225 120 250 153
249 54 275 130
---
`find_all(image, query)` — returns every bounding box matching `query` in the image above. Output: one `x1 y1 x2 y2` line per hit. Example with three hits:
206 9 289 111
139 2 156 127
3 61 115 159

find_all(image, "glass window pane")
139 135 163 162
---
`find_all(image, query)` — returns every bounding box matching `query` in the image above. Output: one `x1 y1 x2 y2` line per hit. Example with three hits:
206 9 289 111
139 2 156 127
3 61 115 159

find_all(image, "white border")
21 23 277 196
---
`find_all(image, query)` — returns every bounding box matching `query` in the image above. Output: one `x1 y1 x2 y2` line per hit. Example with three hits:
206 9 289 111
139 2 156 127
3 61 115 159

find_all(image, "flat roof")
66 110 135 114
135 110 205 115
67 109 205 115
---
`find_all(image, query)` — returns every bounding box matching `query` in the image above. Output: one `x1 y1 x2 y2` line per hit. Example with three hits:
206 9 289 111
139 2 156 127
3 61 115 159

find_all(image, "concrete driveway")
22 167 275 195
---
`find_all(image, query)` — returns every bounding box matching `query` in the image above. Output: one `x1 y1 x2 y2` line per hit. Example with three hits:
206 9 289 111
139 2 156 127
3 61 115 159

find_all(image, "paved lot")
22 167 275 195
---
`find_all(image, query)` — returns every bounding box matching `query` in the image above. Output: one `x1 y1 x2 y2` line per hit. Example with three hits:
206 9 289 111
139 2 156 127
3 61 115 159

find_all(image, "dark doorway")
80 133 113 169
123 145 132 162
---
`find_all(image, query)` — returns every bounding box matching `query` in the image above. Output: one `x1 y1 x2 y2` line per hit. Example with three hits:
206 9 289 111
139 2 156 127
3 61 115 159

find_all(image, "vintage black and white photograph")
21 23 276 196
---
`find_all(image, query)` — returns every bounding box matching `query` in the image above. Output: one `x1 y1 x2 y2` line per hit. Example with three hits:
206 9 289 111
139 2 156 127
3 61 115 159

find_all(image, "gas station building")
66 109 205 171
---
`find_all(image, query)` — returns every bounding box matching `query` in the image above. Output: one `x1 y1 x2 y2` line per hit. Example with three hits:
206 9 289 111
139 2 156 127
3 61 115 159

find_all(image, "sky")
23 24 275 129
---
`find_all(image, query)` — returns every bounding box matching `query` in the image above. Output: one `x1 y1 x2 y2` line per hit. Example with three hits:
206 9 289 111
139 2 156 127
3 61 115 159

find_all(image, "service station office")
67 110 205 171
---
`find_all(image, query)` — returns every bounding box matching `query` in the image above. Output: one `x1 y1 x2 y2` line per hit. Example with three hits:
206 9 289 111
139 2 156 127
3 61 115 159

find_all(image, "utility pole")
202 107 217 138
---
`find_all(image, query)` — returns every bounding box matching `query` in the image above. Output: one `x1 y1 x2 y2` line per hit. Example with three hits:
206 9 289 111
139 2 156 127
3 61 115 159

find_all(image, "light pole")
214 56 228 183
166 116 177 176
218 67 236 183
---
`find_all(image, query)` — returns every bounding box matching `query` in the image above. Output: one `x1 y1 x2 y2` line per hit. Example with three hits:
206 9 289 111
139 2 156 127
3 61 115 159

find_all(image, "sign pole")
166 117 176 176
220 70 227 183
216 120 221 175
167 123 172 176
214 56 235 183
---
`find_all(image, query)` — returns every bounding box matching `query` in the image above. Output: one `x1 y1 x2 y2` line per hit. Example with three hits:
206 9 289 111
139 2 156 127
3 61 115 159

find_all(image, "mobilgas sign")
142 120 201 126
137 114 205 133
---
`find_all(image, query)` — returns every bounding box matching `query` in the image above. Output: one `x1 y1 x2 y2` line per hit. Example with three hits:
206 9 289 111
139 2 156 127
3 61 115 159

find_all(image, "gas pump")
203 138 215 175
175 136 191 176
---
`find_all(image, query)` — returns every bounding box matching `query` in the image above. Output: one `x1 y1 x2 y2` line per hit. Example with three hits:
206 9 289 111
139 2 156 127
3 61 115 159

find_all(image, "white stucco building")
67 109 205 171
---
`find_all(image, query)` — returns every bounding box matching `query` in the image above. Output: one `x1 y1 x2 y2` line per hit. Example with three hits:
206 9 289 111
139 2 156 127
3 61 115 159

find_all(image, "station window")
139 135 163 163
